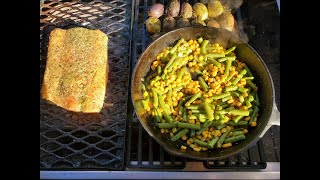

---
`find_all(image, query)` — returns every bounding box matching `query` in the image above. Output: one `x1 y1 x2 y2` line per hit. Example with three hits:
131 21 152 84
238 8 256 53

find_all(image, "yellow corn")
181 145 187 150
193 147 201 152
221 128 227 133
222 143 232 148
214 130 221 137
181 135 188 141
161 129 165 133
172 127 177 133
251 121 257 127
244 117 250 121
243 129 248 134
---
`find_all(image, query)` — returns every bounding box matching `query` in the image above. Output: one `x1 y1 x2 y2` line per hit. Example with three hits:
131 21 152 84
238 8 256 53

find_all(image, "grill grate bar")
137 123 143 165
148 137 154 165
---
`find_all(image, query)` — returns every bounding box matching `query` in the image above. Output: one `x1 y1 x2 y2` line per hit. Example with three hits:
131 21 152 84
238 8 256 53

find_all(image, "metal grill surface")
40 0 132 170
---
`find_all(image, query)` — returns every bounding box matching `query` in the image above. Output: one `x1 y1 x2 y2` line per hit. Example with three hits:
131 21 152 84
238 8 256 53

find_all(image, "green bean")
168 57 183 71
206 53 225 58
190 129 196 137
247 80 258 91
177 66 187 81
185 92 201 106
141 99 150 110
239 95 244 103
214 113 220 120
203 100 214 121
245 99 252 108
232 115 244 123
210 92 230 100
196 121 213 135
207 58 222 68
185 105 204 109
224 46 236 55
255 93 260 106
194 139 209 147
215 110 228 115
179 95 192 115
249 106 259 124
178 122 201 130
216 123 226 130
198 114 207 122
224 59 232 78
232 91 240 97
232 69 247 85
222 95 232 102
244 65 253 77
163 113 173 123
208 137 219 149
174 85 184 91
233 128 244 131
158 93 171 114
225 85 238 92
164 54 177 72
157 65 162 75
201 40 209 54
198 77 209 92
217 129 231 148
238 87 249 93
225 72 236 82
227 120 248 126
151 89 159 108
212 121 221 126
218 56 236 62
182 108 188 122
197 37 203 44
153 75 161 82
224 135 246 143
168 89 173 109
154 109 161 122
188 115 198 119
243 77 254 80
191 109 207 114
156 108 162 119
228 109 249 116
170 38 185 54
142 84 146 91
194 69 203 75
232 131 244 136
157 122 178 128
216 105 222 110
170 129 189 142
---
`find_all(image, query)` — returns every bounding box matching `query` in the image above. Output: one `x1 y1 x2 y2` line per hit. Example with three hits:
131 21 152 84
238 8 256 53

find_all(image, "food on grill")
191 18 206 26
162 16 176 32
176 18 191 28
41 27 109 113
166 0 180 17
216 11 234 31
192 3 208 21
140 38 259 151
207 19 220 28
179 2 193 19
148 3 164 19
146 17 162 34
208 0 224 18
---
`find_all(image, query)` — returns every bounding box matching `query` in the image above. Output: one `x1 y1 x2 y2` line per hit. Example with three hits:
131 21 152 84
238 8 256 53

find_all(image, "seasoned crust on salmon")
41 27 108 113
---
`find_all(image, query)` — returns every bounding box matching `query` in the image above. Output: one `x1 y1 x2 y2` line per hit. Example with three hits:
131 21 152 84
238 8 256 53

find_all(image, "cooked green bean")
168 89 173 109
245 99 252 108
170 38 185 54
224 135 246 143
243 77 254 80
207 58 222 67
194 139 209 147
158 93 171 114
228 109 250 116
247 80 258 91
163 113 173 123
182 108 188 122
206 53 225 58
178 122 201 130
190 129 196 137
225 85 238 92
170 129 189 142
208 137 219 149
198 76 209 92
232 131 244 136
196 121 213 135
203 100 214 121
157 65 161 75
218 56 236 62
185 105 203 110
228 120 248 126
224 59 232 78
201 40 209 54
232 115 244 123
232 69 247 85
154 109 161 122
191 109 207 114
151 89 158 108
216 123 226 130
249 106 259 124
244 65 253 77
210 92 230 100
238 87 249 93
185 92 202 106
177 66 187 81
239 95 244 103
217 129 231 148
158 122 178 128
224 46 236 55
163 54 177 72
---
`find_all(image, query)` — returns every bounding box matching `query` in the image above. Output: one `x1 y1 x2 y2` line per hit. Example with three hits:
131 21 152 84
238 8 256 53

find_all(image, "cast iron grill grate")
126 0 279 169
40 0 132 170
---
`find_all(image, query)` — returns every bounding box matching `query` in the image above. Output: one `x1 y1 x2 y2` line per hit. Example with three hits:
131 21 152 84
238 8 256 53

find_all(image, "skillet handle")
259 103 280 138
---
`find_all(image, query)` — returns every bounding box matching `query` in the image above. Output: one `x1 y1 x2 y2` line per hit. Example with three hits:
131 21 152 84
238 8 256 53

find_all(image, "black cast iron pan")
131 27 280 160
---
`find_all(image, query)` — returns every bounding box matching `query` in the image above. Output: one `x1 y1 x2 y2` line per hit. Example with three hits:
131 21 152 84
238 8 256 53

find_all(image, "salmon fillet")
41 27 108 113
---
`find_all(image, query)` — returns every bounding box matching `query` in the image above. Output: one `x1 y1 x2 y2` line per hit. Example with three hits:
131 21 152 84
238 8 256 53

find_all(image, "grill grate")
126 0 279 170
40 0 132 170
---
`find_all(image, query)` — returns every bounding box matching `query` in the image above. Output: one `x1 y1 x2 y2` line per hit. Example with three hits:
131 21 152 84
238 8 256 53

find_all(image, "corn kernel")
251 121 257 127
201 147 208 151
170 132 174 137
214 130 221 137
243 129 248 134
181 135 188 141
181 145 187 150
244 117 250 121
221 128 227 133
226 126 232 131
172 127 177 133
193 147 201 151
222 143 232 148
161 129 165 133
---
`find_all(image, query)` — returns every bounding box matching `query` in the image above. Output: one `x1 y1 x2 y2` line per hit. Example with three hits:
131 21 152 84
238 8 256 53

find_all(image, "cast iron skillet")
131 27 280 160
